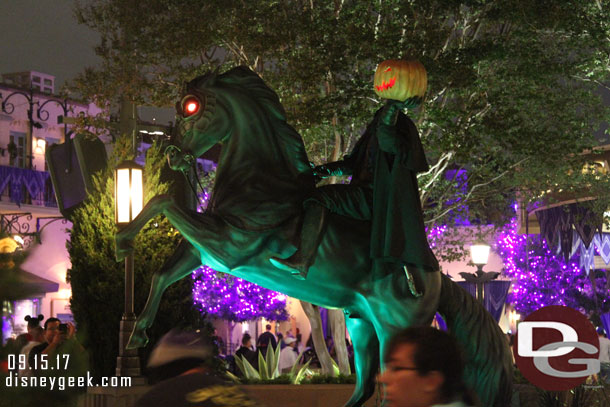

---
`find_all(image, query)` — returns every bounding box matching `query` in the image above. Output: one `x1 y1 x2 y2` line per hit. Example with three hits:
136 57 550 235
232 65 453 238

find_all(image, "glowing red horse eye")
183 98 200 116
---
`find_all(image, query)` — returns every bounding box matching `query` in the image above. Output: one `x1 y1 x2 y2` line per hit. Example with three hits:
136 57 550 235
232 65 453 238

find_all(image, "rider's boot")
270 203 327 279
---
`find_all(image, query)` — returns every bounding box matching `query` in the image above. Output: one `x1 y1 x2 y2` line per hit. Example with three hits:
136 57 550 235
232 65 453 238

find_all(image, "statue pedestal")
83 382 150 407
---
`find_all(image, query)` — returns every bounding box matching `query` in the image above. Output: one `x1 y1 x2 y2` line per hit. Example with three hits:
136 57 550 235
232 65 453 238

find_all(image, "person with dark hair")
136 329 264 407
378 326 478 407
28 317 86 376
25 314 44 328
234 333 258 373
256 324 277 357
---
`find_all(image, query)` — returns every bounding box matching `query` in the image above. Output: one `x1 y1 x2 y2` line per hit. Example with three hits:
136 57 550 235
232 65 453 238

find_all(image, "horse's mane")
187 66 287 122
188 66 311 175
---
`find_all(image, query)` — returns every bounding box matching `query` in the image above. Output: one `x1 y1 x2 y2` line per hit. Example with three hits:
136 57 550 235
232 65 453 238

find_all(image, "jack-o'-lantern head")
374 59 427 106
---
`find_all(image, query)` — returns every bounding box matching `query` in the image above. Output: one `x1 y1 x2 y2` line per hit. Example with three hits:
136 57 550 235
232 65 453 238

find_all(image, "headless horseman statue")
270 59 439 281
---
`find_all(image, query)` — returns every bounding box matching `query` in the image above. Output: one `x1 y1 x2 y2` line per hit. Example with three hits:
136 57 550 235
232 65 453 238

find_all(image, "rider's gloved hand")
312 165 332 178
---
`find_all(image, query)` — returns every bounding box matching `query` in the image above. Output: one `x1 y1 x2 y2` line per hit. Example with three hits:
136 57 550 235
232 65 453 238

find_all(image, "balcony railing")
0 165 57 208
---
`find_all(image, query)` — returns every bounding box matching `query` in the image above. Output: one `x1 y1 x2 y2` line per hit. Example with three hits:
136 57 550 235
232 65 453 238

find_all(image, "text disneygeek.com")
5 373 132 391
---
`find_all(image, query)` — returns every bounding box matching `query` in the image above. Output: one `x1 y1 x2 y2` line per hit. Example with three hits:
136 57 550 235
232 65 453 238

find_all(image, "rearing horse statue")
115 66 512 407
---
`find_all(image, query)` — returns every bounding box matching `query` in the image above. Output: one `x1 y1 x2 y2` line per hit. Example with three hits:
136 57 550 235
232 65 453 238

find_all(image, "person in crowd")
212 328 225 355
295 328 302 352
256 324 277 357
278 336 299 374
277 332 285 349
136 329 265 407
235 333 258 373
326 335 336 359
598 328 610 383
19 325 45 377
378 326 478 407
24 314 44 339
28 317 87 376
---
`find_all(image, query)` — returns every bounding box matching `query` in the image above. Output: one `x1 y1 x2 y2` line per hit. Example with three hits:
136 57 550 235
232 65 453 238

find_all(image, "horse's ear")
186 69 218 91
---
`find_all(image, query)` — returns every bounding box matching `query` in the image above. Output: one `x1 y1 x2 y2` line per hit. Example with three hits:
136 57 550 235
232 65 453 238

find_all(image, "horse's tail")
437 274 513 407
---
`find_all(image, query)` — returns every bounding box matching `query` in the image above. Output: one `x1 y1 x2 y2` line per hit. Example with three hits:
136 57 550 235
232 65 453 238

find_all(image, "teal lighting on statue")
114 65 512 407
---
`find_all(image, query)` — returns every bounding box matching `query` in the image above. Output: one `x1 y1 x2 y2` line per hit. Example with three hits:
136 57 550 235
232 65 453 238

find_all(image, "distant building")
0 72 101 342
2 71 55 94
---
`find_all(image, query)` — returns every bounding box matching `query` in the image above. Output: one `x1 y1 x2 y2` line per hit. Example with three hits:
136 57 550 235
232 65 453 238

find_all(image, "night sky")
0 0 100 89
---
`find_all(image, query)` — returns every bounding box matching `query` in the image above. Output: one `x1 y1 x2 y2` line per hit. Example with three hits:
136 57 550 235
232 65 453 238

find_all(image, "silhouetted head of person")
379 326 477 407
242 333 252 346
146 329 213 384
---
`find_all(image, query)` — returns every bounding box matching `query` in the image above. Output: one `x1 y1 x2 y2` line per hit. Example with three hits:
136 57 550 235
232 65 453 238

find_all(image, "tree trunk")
328 308 350 374
226 321 236 355
300 300 335 375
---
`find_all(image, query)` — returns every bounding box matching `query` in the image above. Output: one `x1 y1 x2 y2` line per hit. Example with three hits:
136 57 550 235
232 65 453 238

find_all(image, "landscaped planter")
243 384 381 407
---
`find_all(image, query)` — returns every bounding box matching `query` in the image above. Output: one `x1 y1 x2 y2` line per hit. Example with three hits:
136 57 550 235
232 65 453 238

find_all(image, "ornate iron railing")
0 165 57 208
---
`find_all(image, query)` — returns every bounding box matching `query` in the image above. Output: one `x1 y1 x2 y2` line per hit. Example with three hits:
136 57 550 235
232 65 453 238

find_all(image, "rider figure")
270 59 439 279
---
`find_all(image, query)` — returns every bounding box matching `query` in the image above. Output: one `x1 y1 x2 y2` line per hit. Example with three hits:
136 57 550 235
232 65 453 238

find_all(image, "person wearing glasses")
378 326 478 407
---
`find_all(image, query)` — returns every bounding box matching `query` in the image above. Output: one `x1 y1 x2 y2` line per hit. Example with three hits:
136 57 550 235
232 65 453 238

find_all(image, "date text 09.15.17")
9 354 70 371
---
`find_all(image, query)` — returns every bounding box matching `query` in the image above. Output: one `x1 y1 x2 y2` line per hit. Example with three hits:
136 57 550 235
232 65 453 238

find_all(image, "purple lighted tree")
192 265 289 322
496 216 609 317
191 169 288 323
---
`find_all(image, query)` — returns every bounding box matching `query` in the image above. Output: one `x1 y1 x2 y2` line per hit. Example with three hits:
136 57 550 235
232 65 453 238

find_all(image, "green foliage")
301 373 356 385
66 135 207 378
234 344 330 385
0 233 33 305
235 342 282 381
233 373 356 385
536 385 605 407
72 1 610 261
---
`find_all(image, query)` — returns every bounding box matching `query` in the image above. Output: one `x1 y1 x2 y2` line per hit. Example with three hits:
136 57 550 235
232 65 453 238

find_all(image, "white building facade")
0 72 101 341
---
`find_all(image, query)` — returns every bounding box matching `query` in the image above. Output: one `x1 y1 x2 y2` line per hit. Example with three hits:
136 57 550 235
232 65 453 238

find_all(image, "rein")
165 144 209 207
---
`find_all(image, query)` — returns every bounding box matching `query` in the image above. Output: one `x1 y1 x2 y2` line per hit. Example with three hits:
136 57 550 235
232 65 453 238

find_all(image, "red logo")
514 305 599 391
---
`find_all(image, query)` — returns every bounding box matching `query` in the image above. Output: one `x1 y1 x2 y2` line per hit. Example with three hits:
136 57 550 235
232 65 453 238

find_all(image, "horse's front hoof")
126 329 149 349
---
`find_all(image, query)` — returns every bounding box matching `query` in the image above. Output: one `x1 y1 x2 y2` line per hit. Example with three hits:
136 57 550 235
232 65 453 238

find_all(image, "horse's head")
166 72 229 172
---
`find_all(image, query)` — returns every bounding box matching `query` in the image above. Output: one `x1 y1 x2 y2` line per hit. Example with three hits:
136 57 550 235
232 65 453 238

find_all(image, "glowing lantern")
373 59 427 103
114 161 143 226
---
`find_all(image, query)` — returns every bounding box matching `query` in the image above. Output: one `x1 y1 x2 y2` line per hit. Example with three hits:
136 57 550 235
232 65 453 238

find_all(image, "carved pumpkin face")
373 59 427 104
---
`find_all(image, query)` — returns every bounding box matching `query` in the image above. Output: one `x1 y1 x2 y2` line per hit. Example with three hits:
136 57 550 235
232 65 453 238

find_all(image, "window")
1 298 41 344
44 78 52 86
44 137 59 171
9 132 26 168
32 76 41 83
43 88 52 94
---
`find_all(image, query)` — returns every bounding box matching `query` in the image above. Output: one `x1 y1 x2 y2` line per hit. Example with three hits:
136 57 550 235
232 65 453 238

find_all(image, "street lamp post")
114 160 143 378
459 242 500 302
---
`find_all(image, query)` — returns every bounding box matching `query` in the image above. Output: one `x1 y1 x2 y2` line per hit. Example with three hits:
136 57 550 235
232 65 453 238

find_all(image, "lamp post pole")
114 157 144 378
111 99 167 379
116 251 140 377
